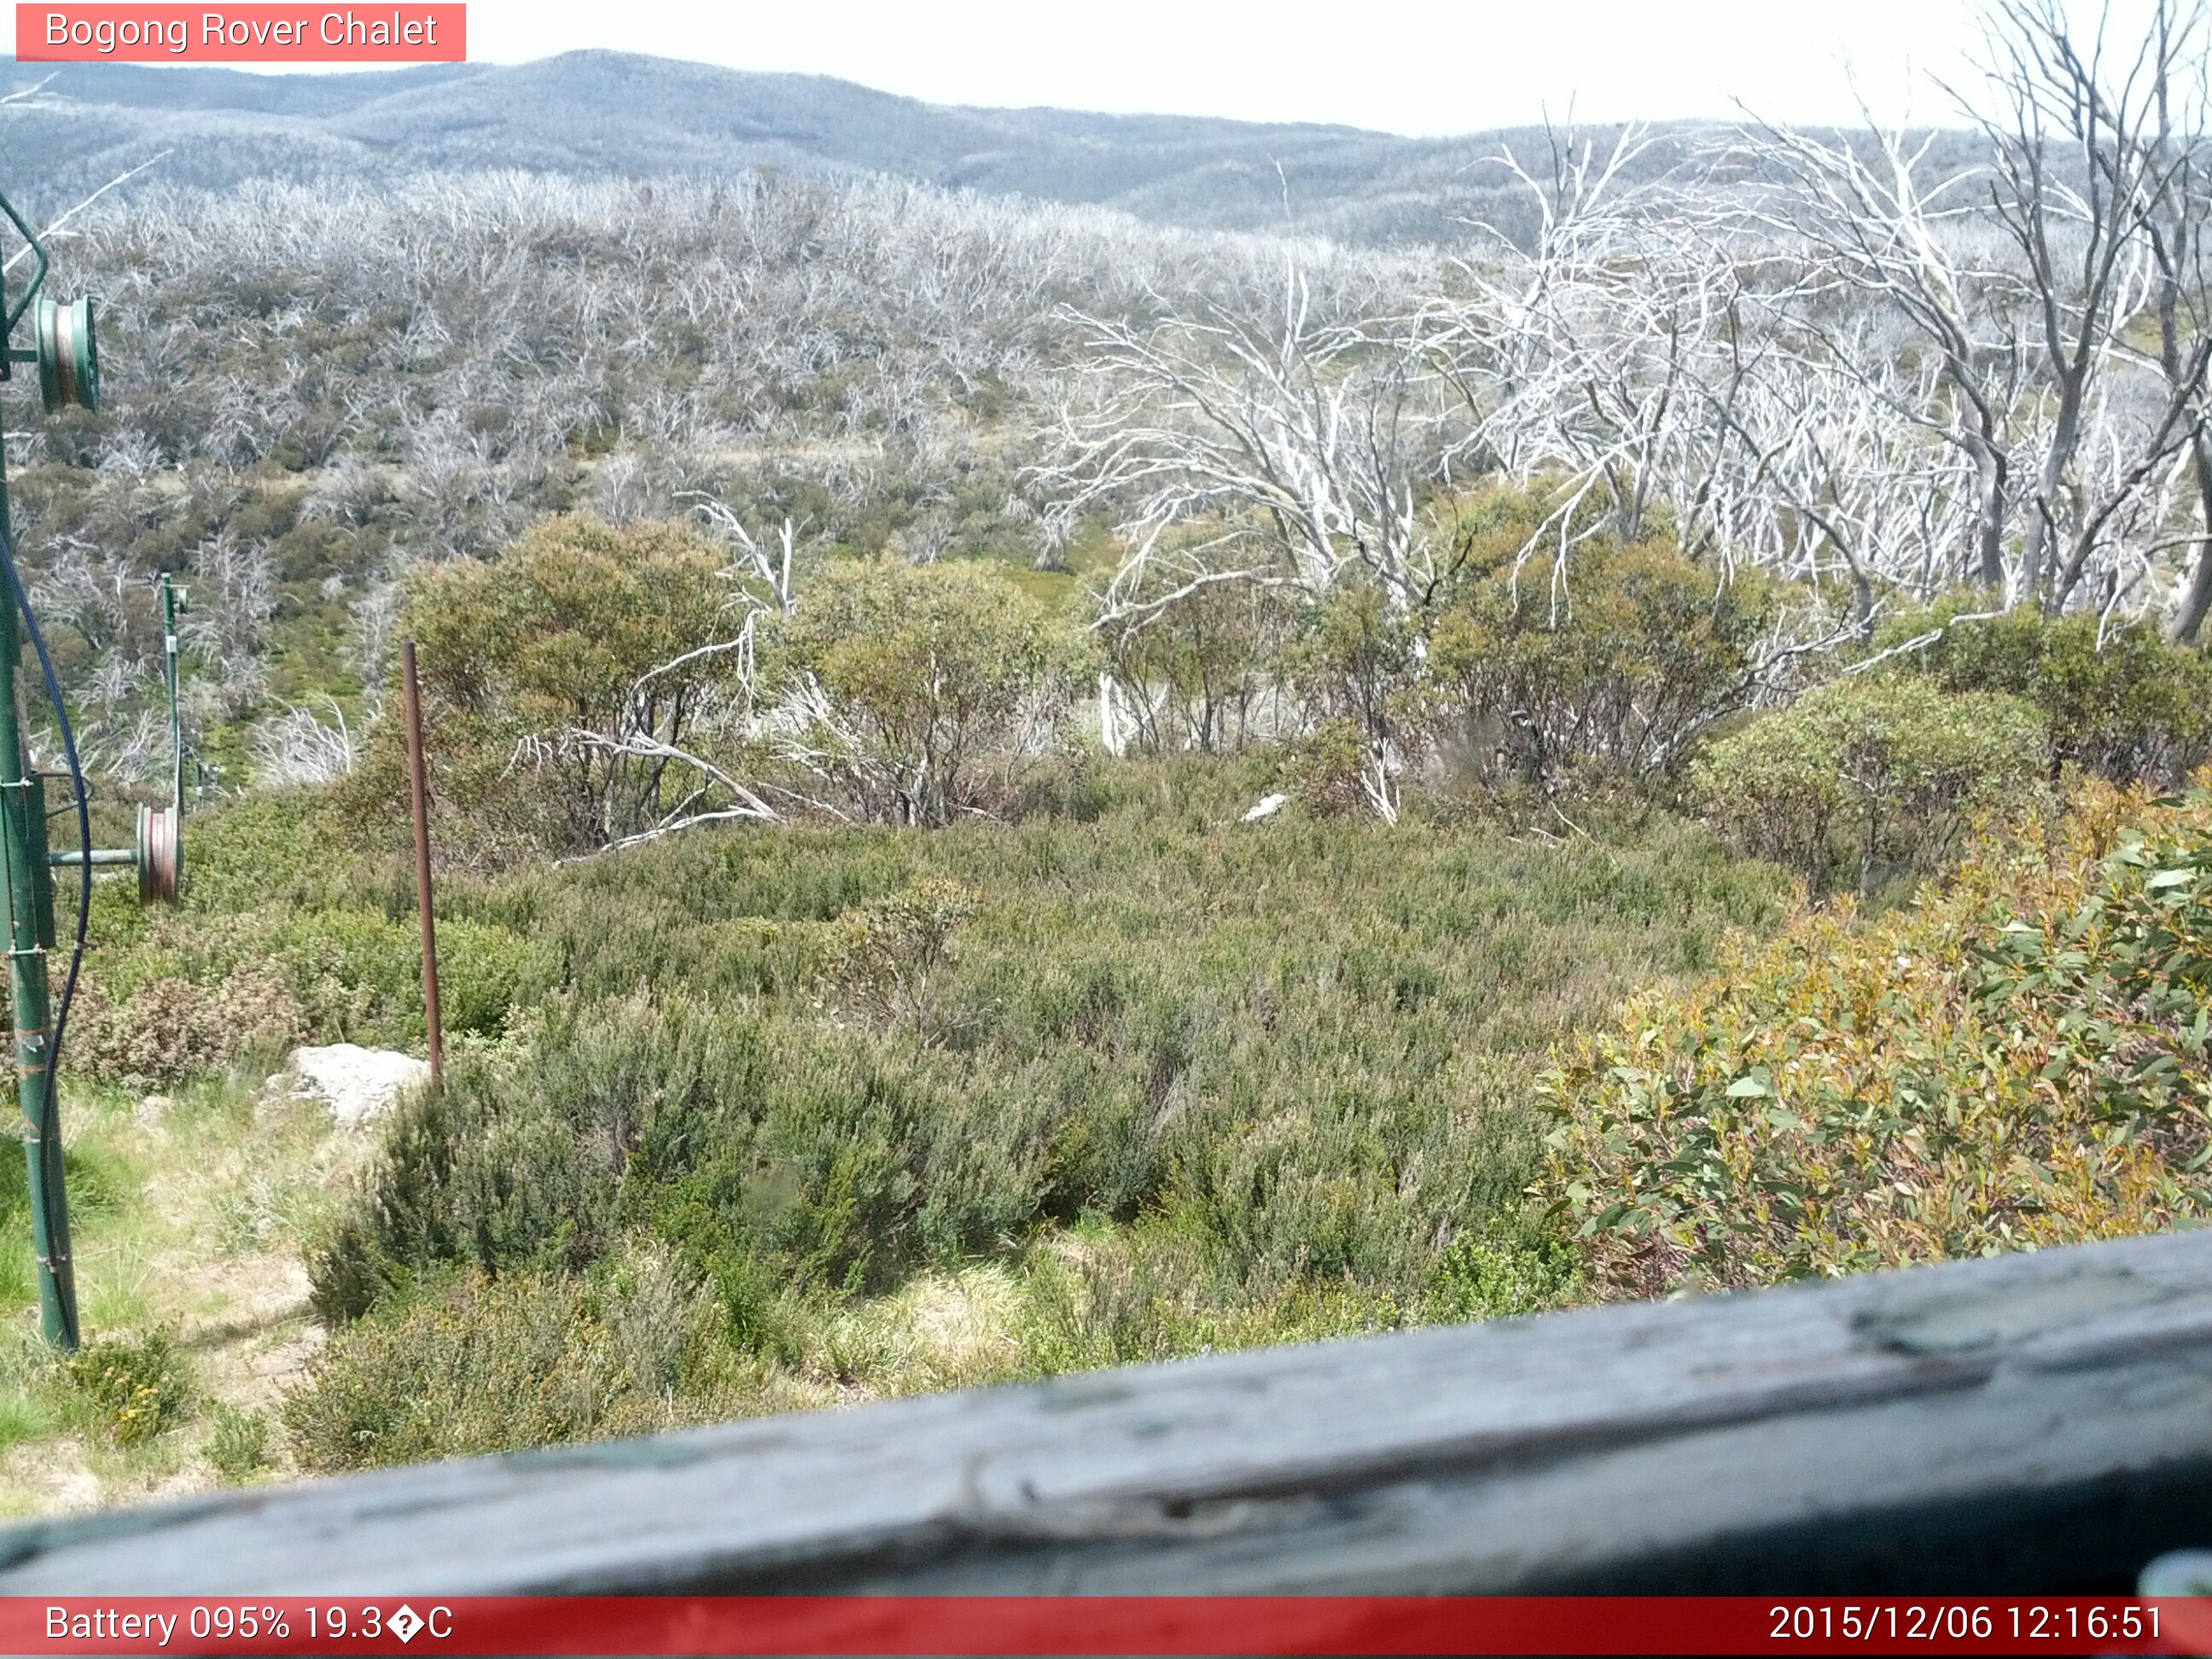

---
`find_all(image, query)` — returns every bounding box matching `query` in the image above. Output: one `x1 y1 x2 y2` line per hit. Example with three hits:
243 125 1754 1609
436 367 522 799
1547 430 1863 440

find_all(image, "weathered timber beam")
3 1227 2209 1594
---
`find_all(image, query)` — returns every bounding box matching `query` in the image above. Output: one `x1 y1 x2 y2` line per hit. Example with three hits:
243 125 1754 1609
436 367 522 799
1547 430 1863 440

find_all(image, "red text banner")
2 1596 2209 1656
18 5 464 61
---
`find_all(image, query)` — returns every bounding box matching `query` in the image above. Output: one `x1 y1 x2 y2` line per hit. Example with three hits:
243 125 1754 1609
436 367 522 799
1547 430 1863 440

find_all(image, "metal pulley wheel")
136 804 179 904
34 294 97 414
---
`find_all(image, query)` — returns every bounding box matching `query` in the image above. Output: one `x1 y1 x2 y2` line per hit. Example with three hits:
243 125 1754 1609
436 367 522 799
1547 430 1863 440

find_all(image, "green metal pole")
0 410 77 1351
160 575 180 817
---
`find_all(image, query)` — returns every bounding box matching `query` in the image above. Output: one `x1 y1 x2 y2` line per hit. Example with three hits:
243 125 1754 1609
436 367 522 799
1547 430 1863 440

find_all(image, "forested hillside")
1 51 1678 243
0 2 2209 1511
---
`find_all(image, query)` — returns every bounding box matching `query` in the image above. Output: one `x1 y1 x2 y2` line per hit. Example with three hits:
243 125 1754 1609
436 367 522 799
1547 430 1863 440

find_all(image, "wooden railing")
1 1226 2208 1594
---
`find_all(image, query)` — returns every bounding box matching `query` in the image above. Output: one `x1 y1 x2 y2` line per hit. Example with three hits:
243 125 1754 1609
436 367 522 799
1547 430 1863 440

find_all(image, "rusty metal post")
401 641 443 1086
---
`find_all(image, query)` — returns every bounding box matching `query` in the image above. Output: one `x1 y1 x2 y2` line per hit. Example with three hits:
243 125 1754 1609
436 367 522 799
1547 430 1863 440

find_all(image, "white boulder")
279 1044 432 1127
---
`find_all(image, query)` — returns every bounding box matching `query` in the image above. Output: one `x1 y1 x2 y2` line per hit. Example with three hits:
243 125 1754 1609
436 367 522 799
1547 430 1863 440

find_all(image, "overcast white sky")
9 0 2009 133
452 0 1988 134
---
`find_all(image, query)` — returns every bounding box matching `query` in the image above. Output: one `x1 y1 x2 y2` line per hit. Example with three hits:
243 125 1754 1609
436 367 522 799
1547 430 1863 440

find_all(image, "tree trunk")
1970 439 2009 595
2170 431 2212 645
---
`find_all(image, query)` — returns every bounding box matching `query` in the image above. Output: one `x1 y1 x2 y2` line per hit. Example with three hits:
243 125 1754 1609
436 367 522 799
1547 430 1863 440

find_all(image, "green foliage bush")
1423 1227 1584 1324
1278 718 1371 816
1426 495 1778 783
1097 563 1292 752
311 992 975 1318
82 904 539 1072
288 1246 746 1472
174 789 375 917
1884 607 2212 785
1281 584 1425 786
58 775 538 1084
1543 779 2212 1298
1094 488 1778 802
826 876 975 1027
775 558 1092 824
206 1404 272 1481
1014 1220 1400 1374
1691 678 2047 895
1014 1225 1221 1371
69 969 300 1090
345 515 751 860
65 1331 190 1446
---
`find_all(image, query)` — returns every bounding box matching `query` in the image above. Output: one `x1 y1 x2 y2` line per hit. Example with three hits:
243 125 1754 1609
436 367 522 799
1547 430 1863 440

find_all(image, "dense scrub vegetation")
8 170 1410 793
34 475 2203 1476
139 767 1769 1468
1547 778 2212 1295
10 0 2212 1494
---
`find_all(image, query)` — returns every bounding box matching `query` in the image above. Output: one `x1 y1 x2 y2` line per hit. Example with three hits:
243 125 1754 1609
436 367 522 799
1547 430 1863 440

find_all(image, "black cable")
0 515 90 1347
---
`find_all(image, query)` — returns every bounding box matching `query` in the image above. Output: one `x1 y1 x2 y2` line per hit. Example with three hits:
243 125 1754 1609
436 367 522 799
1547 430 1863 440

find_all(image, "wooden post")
401 641 442 1086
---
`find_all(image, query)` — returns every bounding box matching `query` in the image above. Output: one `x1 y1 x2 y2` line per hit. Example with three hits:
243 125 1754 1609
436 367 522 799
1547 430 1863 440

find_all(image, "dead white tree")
1970 0 2210 612
1034 264 1460 818
1435 125 1696 544
1743 117 2033 597
1041 265 1457 622
1738 1 2212 620
250 699 357 786
2080 0 2212 641
686 495 799 617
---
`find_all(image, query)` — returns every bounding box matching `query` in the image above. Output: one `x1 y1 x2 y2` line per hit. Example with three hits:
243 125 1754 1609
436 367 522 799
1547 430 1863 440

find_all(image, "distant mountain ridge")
0 50 1678 242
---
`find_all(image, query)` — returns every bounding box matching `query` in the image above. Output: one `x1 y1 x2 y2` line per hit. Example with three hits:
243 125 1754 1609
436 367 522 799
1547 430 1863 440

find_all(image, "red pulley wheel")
137 805 179 904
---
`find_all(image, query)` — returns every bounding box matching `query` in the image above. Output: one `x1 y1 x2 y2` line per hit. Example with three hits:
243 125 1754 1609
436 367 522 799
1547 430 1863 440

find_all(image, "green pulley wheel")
34 294 97 414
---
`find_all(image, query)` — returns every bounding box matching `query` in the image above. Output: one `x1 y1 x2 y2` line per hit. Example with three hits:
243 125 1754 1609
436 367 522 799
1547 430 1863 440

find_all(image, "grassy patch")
0 1070 358 1516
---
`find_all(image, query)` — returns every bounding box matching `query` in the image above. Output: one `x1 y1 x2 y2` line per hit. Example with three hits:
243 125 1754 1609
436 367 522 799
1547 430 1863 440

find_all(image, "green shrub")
1884 606 2212 785
87 905 539 1064
1543 779 2212 1298
1099 563 1293 753
1691 678 2047 895
69 969 300 1089
773 558 1091 824
1281 584 1425 787
1015 1220 1401 1375
343 515 752 859
311 991 977 1316
178 789 370 916
287 1249 741 1472
318 787 1783 1313
206 1404 272 1481
1427 498 1778 783
65 1331 190 1445
1423 1227 1583 1323
1278 717 1371 815
1016 1225 1218 1372
827 876 975 1027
